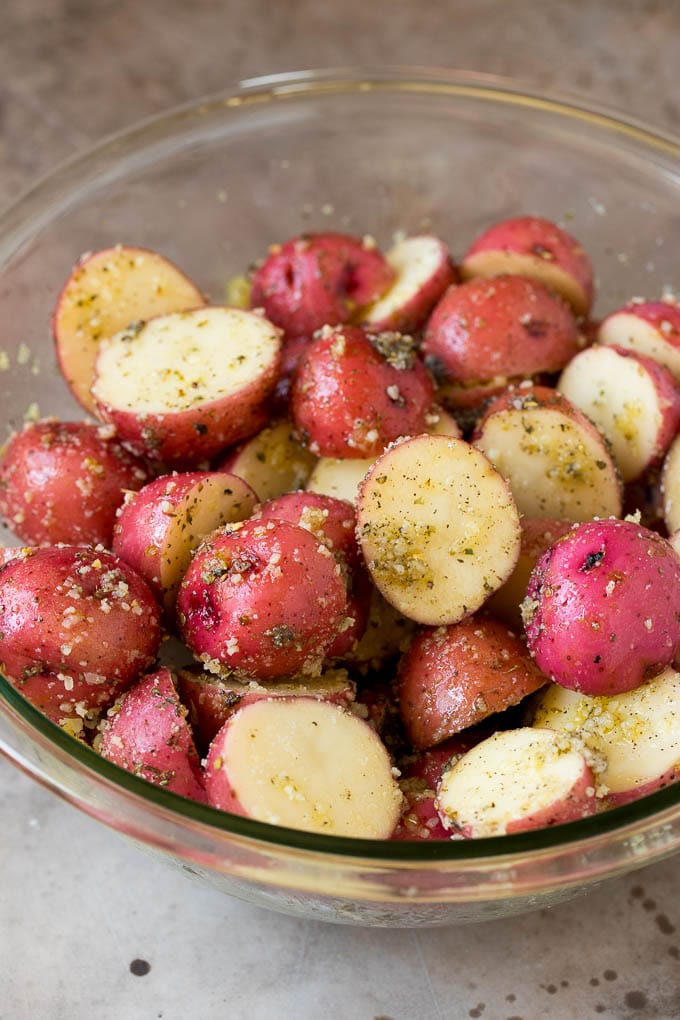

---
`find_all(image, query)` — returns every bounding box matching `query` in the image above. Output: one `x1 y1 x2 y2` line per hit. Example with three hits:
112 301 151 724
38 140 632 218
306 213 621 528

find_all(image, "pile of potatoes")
1 218 680 842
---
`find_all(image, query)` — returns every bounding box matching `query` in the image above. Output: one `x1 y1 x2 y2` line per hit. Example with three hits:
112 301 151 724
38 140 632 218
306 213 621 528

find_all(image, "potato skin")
250 232 395 337
398 615 547 750
291 325 435 458
0 546 162 706
177 519 349 681
423 274 581 386
0 420 150 546
99 668 206 801
524 519 680 695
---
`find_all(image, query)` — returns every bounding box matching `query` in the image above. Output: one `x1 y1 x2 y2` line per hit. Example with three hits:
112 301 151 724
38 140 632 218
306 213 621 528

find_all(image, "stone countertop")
1 2 680 1017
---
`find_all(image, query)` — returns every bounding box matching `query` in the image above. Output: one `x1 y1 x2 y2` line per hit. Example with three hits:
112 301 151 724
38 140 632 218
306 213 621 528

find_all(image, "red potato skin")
112 470 257 607
361 236 458 334
504 757 598 834
398 616 548 750
0 420 150 547
99 668 206 802
291 326 435 458
271 334 314 413
422 275 581 387
0 546 162 705
177 668 356 753
94 376 274 468
250 232 395 338
461 216 594 316
524 519 680 696
177 519 349 681
606 766 679 807
15 670 114 727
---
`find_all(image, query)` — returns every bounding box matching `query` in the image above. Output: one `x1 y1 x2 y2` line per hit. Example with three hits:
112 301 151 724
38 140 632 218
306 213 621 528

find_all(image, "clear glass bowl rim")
1 65 680 870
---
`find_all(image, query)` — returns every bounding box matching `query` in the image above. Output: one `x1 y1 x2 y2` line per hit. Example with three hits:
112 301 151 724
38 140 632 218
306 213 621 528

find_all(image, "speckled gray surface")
1 2 680 1017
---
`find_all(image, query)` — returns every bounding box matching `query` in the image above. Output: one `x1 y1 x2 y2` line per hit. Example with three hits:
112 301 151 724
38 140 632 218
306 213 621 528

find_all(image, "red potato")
112 471 257 611
0 546 36 568
14 671 112 735
356 434 521 626
460 216 594 317
360 235 457 334
53 245 204 415
217 420 316 503
254 491 359 569
523 518 680 696
422 275 582 408
398 616 547 750
598 300 680 382
557 344 680 483
271 334 314 413
0 419 150 547
99 668 206 802
205 696 402 837
249 231 395 338
661 433 680 534
436 727 598 837
486 517 573 630
291 325 434 458
91 307 281 465
0 546 162 709
473 385 622 522
177 519 349 681
177 666 356 753
531 669 680 805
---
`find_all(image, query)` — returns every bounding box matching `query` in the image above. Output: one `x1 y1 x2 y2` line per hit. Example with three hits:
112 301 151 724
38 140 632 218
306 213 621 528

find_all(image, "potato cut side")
436 727 596 837
222 421 317 502
461 250 588 317
531 669 680 802
306 455 376 504
53 245 204 414
662 434 680 534
207 698 402 837
474 402 621 521
356 435 521 625
92 307 280 414
599 311 680 382
558 345 675 482
361 236 452 328
157 474 257 606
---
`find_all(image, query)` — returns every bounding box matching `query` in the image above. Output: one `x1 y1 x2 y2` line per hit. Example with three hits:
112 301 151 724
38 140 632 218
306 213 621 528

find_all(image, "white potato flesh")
356 435 521 625
436 727 594 837
54 245 204 414
558 345 669 482
92 307 280 414
362 236 449 324
224 421 317 502
461 250 588 317
214 698 402 837
475 405 621 521
599 312 680 382
662 434 680 534
156 475 257 605
531 670 680 799
307 456 376 504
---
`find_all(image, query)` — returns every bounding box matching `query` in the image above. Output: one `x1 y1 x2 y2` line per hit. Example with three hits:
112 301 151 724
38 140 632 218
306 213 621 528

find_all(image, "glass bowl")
1 67 680 928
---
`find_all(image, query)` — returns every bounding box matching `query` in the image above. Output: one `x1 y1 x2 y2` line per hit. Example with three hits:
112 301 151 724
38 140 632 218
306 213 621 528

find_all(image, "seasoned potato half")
473 386 622 521
436 727 597 837
531 669 680 805
92 306 281 464
53 245 204 414
356 435 521 625
360 235 456 334
205 697 403 838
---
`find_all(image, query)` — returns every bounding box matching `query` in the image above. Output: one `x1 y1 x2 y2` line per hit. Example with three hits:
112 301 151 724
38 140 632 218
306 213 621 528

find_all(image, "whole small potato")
523 518 680 695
